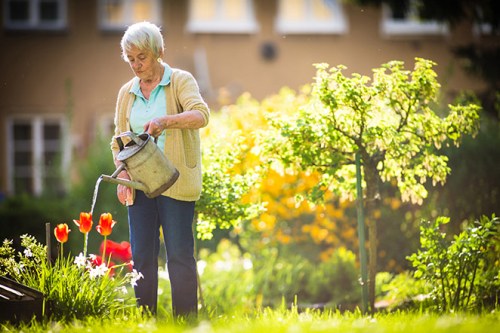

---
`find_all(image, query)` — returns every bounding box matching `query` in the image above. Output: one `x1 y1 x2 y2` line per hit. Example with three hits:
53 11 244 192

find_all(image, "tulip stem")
102 236 107 263
83 233 88 258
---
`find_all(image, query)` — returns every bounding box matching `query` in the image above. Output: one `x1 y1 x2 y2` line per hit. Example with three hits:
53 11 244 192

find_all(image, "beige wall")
0 0 491 195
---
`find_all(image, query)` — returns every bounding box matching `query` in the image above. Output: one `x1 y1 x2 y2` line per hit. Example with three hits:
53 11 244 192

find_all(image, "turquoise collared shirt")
129 63 172 152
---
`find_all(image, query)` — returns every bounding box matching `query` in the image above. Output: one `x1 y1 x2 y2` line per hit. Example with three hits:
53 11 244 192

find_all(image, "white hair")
120 21 164 61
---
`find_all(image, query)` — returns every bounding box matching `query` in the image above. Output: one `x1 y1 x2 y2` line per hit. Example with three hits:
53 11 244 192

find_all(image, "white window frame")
380 2 448 37
274 0 348 35
5 115 70 196
3 0 67 31
98 0 162 31
186 0 259 34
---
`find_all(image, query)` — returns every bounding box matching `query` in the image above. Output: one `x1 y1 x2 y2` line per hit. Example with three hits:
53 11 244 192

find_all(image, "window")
275 0 347 34
380 1 448 37
4 0 67 30
186 0 259 34
98 0 161 31
6 116 69 196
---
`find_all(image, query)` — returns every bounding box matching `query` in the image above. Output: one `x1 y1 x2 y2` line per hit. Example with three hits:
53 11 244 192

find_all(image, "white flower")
89 263 108 279
127 269 144 287
23 248 33 257
74 253 86 268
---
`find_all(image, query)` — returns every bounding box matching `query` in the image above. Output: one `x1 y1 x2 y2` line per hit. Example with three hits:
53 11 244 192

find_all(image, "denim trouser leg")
128 191 161 313
128 190 197 317
157 196 197 317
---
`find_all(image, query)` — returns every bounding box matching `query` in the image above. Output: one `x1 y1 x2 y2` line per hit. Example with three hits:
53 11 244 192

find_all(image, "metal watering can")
101 131 179 198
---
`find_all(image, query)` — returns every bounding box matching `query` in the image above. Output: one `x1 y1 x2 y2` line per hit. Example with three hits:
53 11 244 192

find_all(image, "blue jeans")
128 190 197 317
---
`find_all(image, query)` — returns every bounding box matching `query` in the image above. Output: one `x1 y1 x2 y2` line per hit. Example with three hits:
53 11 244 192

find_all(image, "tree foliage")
267 58 480 205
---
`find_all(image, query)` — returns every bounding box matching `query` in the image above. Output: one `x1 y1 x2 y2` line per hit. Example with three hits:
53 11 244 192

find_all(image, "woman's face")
125 45 159 81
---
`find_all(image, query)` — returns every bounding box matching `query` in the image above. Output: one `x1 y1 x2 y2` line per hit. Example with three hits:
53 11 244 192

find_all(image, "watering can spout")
100 164 148 193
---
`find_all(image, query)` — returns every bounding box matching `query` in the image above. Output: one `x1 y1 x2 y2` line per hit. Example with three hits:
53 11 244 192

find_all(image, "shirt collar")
129 63 173 95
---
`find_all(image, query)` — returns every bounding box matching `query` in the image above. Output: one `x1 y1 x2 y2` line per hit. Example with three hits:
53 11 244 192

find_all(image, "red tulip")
96 213 116 236
54 223 70 243
73 212 93 233
100 240 132 263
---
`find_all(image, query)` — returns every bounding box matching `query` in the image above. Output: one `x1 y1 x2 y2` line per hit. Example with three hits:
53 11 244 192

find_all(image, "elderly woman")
110 21 210 318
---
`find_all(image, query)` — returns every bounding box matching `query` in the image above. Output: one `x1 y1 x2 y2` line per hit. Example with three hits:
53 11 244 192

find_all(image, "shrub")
407 215 500 312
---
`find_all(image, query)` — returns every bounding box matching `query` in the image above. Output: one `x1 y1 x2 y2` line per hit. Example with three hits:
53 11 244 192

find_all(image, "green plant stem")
83 233 88 258
466 258 480 308
102 236 107 263
453 260 466 309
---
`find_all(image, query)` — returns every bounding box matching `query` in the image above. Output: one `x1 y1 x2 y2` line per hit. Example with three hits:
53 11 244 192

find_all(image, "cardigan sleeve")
172 70 210 127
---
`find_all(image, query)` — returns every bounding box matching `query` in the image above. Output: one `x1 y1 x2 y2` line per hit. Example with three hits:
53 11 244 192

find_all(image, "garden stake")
355 151 369 313
45 223 51 266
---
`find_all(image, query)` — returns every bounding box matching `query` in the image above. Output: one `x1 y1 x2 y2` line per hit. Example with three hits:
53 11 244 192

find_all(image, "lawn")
3 309 499 333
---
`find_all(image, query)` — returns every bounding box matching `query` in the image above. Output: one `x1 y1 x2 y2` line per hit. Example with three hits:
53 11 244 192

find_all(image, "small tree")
265 58 481 311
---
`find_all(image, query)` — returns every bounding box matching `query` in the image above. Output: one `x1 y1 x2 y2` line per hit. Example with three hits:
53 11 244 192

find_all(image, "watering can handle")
115 131 141 152
116 136 125 151
139 132 158 144
115 131 157 151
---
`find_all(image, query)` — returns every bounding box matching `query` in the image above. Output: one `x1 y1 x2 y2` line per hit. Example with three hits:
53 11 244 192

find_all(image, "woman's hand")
116 171 133 206
144 117 165 138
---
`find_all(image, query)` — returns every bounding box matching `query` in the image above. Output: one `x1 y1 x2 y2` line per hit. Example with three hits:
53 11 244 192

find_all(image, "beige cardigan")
110 68 210 202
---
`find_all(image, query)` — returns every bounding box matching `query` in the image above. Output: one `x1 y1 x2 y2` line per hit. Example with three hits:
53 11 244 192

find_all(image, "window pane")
312 0 334 21
104 0 125 24
8 0 30 21
224 0 245 21
192 0 216 21
44 123 60 140
14 151 32 167
14 123 32 140
40 0 59 21
133 0 153 22
282 0 304 22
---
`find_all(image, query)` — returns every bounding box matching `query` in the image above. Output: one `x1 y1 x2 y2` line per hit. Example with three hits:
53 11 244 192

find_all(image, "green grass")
2 309 499 333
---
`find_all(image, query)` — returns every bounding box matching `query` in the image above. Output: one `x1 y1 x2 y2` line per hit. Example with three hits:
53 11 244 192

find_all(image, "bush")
407 215 500 312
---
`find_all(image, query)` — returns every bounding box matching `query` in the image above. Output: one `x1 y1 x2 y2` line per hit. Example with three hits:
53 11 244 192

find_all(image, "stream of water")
90 176 103 217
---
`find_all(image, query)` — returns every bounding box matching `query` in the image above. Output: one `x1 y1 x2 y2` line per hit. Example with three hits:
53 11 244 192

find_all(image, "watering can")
101 131 179 198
